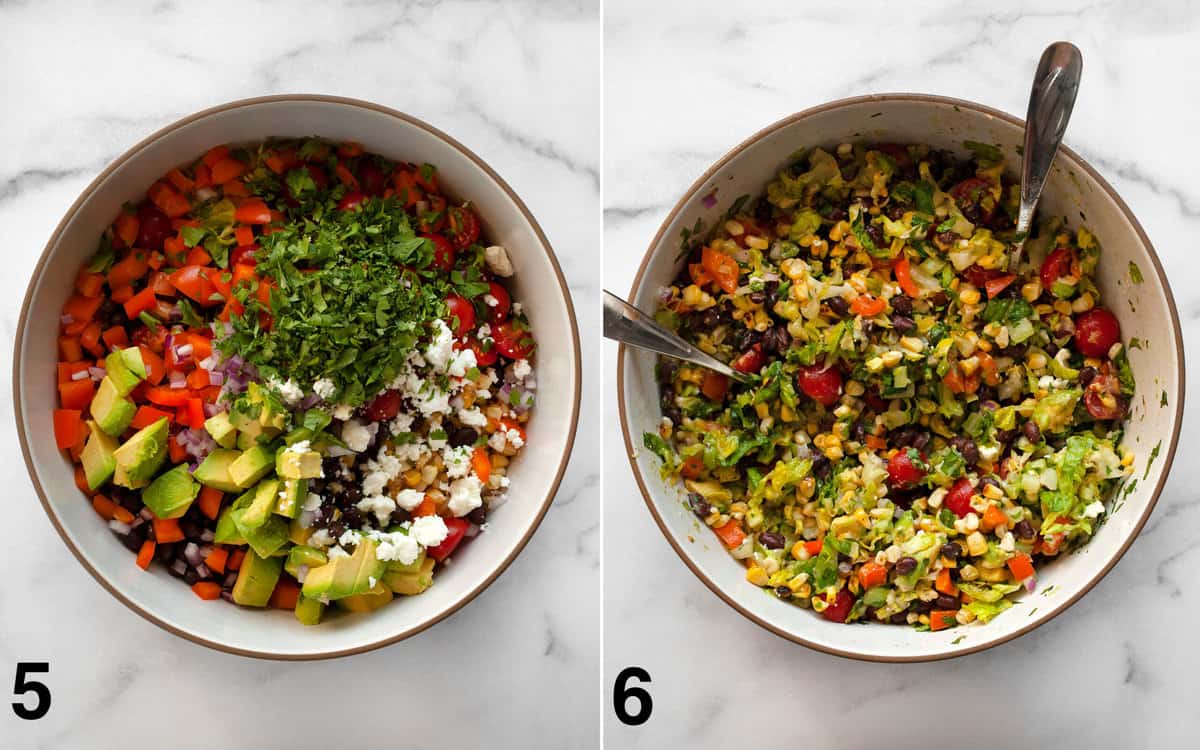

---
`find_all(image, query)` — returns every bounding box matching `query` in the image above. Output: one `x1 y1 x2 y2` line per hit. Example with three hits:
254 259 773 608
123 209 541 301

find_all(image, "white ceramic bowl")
14 95 581 659
618 94 1184 661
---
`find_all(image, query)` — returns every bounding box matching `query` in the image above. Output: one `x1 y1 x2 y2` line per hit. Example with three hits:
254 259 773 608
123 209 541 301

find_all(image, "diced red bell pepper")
53 409 83 450
58 378 95 410
427 517 470 562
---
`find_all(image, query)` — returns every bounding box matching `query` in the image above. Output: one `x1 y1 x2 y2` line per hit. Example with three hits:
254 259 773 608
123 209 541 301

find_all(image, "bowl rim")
13 93 583 660
616 92 1185 663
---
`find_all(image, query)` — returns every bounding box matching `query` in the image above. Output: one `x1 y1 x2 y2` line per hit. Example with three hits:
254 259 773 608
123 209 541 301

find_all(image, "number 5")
12 662 50 720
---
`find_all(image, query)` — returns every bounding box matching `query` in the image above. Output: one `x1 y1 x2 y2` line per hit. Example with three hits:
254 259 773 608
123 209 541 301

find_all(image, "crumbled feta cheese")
286 439 311 454
425 319 455 371
357 494 397 524
458 407 488 428
327 546 350 559
512 359 532 380
410 515 449 547
447 347 477 378
484 245 514 277
341 419 376 453
368 576 377 589
394 488 426 511
477 323 491 338
331 403 354 420
361 470 388 497
447 475 483 517
313 378 336 400
414 385 451 416
371 530 419 564
271 378 304 406
443 446 473 479
302 492 323 512
308 528 335 548
1082 500 1106 518
338 529 361 548
488 431 508 452
389 412 414 436
512 302 522 316
483 294 499 308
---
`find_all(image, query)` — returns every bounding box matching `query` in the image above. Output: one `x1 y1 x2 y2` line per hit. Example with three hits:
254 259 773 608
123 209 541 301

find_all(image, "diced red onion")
88 366 106 380
183 542 202 566
139 508 154 521
200 529 215 543
208 371 224 386
416 199 430 214
195 563 211 579
464 523 480 538
176 343 193 358
202 402 223 418
1024 577 1037 593
198 354 218 371
656 286 673 305
701 191 718 209
70 369 90 381
108 519 131 535
327 446 355 458
220 590 234 602
171 560 188 575
224 572 239 587
130 517 144 529
60 313 75 325
196 187 217 201
169 372 187 389
163 334 175 352
299 393 320 409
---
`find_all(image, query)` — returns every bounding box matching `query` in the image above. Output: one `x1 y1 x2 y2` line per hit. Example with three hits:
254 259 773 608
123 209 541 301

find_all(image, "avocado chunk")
91 376 137 437
235 479 280 530
214 490 254 544
229 445 274 489
141 464 200 519
231 549 283 607
104 347 146 396
384 556 436 596
336 581 394 613
235 515 290 558
288 515 314 546
231 383 287 441
80 420 118 490
276 443 323 480
301 538 385 601
294 596 325 626
275 479 306 519
194 448 243 493
203 412 238 449
285 545 328 578
112 417 168 489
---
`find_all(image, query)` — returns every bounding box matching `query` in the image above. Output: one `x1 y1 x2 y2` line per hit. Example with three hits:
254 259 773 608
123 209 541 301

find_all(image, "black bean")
911 598 933 614
184 569 199 585
701 302 732 329
657 358 680 383
860 320 876 339
659 389 676 413
995 429 1017 446
824 296 850 317
886 204 905 220
891 294 913 316
891 314 915 333
326 520 346 539
763 280 782 307
688 493 713 519
664 406 683 425
936 594 959 610
811 455 832 479
941 542 962 560
388 508 412 526
828 207 847 222
774 585 792 600
980 476 1003 495
341 483 363 506
156 542 176 563
911 431 931 451
341 506 364 529
759 531 785 550
865 222 885 248
999 344 1028 360
732 326 763 351
120 526 146 552
928 291 950 308
761 325 791 354
466 506 488 525
1013 520 1036 540
748 291 766 305
180 519 204 540
1078 366 1098 387
889 612 909 625
935 230 960 247
754 199 774 225
321 456 343 477
953 437 980 466
851 422 868 443
449 427 479 448
1023 420 1042 444
976 385 998 403
895 556 917 575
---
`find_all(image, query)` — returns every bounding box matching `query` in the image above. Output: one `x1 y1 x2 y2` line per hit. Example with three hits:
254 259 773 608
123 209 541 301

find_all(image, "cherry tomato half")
485 281 511 322
797 363 843 406
446 205 481 250
945 477 976 518
1040 247 1074 292
337 190 366 212
363 389 402 422
467 336 498 366
357 160 387 197
821 587 855 623
136 202 172 251
491 320 535 360
445 293 476 337
1084 373 1125 420
887 450 926 489
424 233 455 272
731 345 765 374
1074 308 1121 358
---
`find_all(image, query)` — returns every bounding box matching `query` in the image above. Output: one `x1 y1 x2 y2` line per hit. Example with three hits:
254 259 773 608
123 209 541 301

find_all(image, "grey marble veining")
604 1 1200 747
0 1 599 747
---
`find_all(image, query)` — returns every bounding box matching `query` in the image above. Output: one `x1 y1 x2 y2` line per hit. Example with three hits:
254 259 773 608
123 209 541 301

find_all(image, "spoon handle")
603 290 751 384
1010 41 1083 270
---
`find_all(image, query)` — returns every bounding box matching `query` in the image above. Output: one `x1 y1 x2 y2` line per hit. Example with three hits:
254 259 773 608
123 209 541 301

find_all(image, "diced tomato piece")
1074 308 1121 358
269 579 300 610
153 517 185 543
123 287 158 319
135 540 156 570
797 363 843 406
210 157 246 185
191 582 222 600
138 345 165 385
108 251 149 289
59 336 83 362
101 326 129 351
234 199 272 225
679 454 704 479
929 609 959 631
887 449 926 488
145 386 193 407
713 519 746 549
491 320 535 360
984 274 1017 299
1040 247 1075 292
203 545 228 572
850 294 887 317
53 409 83 450
114 212 140 248
62 293 103 325
945 477 976 518
730 344 765 374
58 378 95 410
75 270 105 298
701 246 740 294
858 561 889 590
701 371 730 401
821 587 855 623
427 517 470 562
131 405 173 429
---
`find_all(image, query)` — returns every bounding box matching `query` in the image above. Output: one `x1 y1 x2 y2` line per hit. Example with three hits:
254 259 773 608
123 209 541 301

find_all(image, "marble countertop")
604 1 1200 747
0 1 599 747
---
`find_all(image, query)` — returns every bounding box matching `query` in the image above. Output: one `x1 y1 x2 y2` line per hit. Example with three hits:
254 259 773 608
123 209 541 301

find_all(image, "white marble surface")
0 1 599 747
605 1 1200 747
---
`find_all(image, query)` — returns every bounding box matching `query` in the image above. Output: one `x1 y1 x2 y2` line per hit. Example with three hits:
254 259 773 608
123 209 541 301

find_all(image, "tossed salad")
645 141 1134 630
54 138 535 624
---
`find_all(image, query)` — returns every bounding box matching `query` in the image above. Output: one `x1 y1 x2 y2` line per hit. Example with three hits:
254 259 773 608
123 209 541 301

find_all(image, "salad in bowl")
52 137 536 625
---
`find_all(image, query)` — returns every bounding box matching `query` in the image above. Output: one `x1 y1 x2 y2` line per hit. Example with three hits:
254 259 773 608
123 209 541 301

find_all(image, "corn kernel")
745 235 768 250
1021 281 1041 302
866 357 884 373
958 287 981 306
982 483 1004 500
964 511 980 532
724 219 745 236
959 564 980 581
1026 352 1047 371
965 531 988 556
845 380 865 397
899 336 925 354
1071 292 1094 313
881 350 903 368
791 541 809 560
746 565 769 586
959 356 980 376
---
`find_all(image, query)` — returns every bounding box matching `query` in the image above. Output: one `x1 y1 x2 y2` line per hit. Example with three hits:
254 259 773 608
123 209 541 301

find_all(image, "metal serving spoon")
603 290 751 384
1008 41 1083 272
